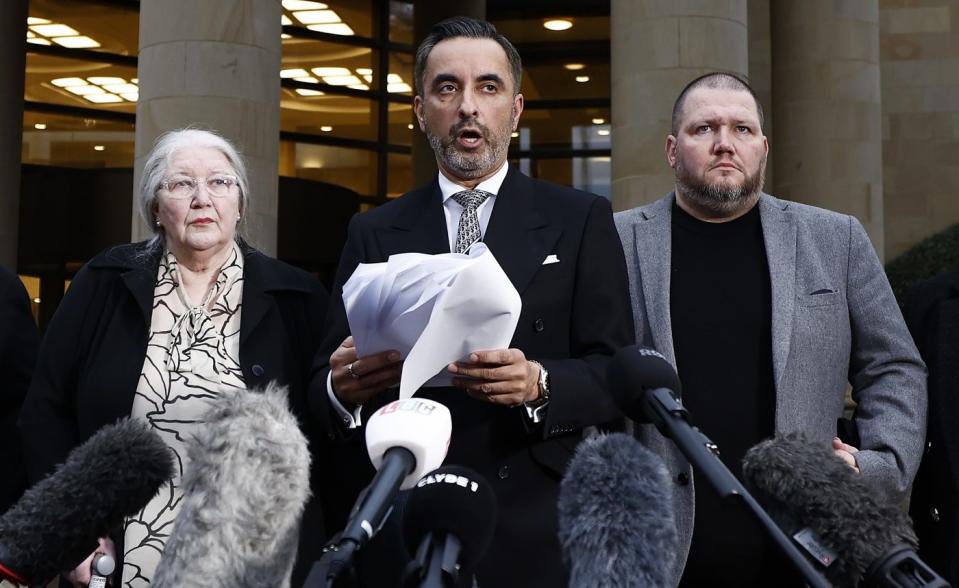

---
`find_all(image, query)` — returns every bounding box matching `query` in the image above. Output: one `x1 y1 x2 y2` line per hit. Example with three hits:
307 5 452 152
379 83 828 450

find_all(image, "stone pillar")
134 0 282 254
771 1 884 256
0 0 28 269
412 0 486 187
610 0 748 211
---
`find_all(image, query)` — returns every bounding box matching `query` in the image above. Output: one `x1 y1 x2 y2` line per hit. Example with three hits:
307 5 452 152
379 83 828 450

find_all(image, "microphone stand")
402 532 463 588
643 387 831 588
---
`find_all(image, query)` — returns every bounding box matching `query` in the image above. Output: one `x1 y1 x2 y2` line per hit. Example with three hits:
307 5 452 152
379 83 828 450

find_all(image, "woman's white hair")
137 128 250 249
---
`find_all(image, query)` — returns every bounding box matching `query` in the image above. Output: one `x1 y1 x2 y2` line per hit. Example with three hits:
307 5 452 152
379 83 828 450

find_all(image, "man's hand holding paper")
339 243 521 402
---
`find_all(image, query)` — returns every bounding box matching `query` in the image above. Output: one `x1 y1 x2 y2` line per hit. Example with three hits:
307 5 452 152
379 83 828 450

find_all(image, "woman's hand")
65 537 116 587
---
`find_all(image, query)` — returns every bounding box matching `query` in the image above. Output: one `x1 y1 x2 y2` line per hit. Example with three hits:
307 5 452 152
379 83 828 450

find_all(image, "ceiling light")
295 88 324 96
32 297 41 304
88 77 127 85
387 73 403 83
292 9 339 24
26 37 52 45
281 15 293 26
53 36 100 48
281 68 310 78
282 0 328 9
65 85 105 96
323 75 361 86
103 83 139 94
361 75 373 83
85 94 123 104
575 76 590 83
592 118 605 125
120 92 139 102
281 33 293 39
348 83 370 90
597 129 610 136
320 126 333 132
307 23 354 36
511 132 519 138
563 63 585 71
30 23 79 37
388 82 412 93
311 67 350 77
294 76 319 83
543 19 573 31
34 123 47 130
356 68 373 75
407 123 414 130
94 145 105 151
52 77 88 87
27 17 52 25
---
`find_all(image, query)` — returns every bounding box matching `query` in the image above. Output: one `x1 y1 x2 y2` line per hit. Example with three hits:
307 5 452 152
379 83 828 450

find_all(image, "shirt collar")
438 162 509 203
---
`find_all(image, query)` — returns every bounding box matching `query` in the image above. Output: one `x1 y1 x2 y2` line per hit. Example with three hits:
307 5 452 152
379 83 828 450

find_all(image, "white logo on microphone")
416 472 480 493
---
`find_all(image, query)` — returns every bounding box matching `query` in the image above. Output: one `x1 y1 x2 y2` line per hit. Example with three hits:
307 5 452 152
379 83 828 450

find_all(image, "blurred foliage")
885 224 959 306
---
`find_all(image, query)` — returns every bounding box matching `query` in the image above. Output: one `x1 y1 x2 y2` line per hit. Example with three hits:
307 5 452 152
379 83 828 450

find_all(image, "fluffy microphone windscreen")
152 383 311 588
607 346 682 422
402 465 497 572
558 433 677 588
0 418 173 585
742 432 918 588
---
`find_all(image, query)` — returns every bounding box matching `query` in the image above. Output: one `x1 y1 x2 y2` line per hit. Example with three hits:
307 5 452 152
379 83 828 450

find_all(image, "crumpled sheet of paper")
342 243 521 398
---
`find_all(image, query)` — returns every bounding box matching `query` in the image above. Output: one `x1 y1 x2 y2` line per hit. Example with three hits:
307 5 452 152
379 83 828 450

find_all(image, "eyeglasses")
159 174 239 199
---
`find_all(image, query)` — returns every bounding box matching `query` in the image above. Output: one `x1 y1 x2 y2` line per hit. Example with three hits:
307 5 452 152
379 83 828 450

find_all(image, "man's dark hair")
670 72 765 135
414 16 523 97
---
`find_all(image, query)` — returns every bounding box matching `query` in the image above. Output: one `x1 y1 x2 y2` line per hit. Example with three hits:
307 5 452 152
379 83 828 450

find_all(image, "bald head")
671 72 764 135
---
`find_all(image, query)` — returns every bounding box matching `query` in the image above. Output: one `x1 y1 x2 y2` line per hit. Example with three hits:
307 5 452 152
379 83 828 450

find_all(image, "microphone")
401 465 496 588
0 418 174 586
558 432 677 588
743 433 949 588
606 345 831 588
152 383 311 588
307 397 452 587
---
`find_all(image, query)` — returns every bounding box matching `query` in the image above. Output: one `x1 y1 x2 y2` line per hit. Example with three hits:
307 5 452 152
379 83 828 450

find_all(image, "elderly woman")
18 128 329 586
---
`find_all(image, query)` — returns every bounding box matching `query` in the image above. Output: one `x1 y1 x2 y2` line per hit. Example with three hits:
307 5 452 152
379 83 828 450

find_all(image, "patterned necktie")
451 189 492 254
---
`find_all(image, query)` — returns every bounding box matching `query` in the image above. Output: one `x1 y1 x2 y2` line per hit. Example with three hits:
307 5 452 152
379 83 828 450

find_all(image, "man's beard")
425 109 514 180
675 154 766 217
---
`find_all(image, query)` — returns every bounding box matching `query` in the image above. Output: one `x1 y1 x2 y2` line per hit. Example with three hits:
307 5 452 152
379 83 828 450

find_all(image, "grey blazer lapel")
759 194 797 393
632 195 676 366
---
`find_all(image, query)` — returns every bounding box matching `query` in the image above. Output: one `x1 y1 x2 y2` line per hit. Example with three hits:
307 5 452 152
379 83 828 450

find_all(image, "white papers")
342 243 521 398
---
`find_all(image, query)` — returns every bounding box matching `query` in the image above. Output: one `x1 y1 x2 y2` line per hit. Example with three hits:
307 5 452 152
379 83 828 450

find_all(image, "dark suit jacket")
311 167 633 587
905 270 959 585
17 241 329 587
0 266 39 514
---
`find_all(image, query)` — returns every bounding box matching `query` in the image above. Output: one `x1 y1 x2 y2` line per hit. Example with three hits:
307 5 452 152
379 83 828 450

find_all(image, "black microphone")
401 465 497 588
0 418 174 586
743 433 950 588
152 384 311 588
606 345 831 588
558 433 677 587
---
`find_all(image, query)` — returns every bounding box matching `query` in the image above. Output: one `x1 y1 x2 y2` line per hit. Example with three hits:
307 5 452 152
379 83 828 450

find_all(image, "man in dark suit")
905 270 959 585
0 266 39 514
311 16 632 587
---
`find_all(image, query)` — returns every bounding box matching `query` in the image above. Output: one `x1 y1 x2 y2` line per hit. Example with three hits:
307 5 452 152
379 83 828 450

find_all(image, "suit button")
498 466 510 480
676 472 690 486
931 507 940 523
533 318 545 332
252 364 265 377
926 441 933 455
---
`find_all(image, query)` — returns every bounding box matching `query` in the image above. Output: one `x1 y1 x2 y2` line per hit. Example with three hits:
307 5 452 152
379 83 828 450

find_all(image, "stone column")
412 0 486 187
610 0 748 211
0 0 28 269
134 0 282 254
771 1 884 256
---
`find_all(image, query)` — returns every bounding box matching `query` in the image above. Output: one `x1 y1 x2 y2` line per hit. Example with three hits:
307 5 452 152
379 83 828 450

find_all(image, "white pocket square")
542 254 560 265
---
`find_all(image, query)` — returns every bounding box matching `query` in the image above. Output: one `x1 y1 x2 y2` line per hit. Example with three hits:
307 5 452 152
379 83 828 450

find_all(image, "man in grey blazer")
615 72 927 586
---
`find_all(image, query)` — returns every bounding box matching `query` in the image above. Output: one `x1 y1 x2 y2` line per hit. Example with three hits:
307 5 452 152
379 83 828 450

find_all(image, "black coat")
17 241 329 586
0 265 39 514
311 167 634 587
904 270 959 585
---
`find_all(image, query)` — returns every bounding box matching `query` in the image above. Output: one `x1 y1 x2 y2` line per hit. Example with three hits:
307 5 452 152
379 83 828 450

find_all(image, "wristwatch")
524 360 550 409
